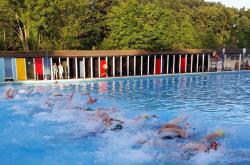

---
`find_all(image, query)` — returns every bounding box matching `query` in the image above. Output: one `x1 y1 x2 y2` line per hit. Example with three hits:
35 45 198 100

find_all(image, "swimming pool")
0 72 250 165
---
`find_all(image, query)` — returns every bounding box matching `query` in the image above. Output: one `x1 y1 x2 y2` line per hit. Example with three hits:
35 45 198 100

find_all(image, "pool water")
0 72 250 165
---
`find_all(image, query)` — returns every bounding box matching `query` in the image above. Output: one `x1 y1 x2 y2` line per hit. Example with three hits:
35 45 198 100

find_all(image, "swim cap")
210 141 219 151
111 124 123 131
86 108 93 111
215 130 224 137
53 93 61 96
144 115 150 119
151 114 158 118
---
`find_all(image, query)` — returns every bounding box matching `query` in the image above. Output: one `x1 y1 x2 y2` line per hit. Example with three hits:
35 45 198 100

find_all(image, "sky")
204 0 250 9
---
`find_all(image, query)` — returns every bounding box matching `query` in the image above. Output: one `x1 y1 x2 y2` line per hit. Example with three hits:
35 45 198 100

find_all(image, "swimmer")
136 116 189 145
83 93 97 104
182 130 224 153
26 87 48 96
134 114 158 122
94 109 124 128
157 116 189 139
5 88 16 99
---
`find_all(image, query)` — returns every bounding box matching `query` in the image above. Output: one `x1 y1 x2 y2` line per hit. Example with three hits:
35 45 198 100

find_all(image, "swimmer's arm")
182 143 207 152
159 128 187 138
68 90 76 100
202 132 223 142
133 116 143 122
167 116 186 125
84 93 96 103
111 118 124 124
83 93 91 98
26 89 34 95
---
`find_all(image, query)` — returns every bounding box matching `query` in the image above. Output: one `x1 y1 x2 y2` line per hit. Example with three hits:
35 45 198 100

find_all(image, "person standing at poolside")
102 63 108 77
53 63 58 80
58 63 64 79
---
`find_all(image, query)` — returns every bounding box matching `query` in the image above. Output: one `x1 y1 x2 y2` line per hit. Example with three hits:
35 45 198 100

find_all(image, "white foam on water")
190 148 224 165
10 105 22 111
13 110 29 115
10 105 32 115
43 135 54 140
95 128 158 165
33 110 78 123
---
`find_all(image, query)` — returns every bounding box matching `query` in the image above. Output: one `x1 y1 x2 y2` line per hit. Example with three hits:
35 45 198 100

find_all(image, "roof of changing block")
224 48 249 54
0 49 242 58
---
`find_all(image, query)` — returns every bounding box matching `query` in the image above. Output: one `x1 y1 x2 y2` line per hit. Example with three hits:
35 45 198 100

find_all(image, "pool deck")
1 70 250 85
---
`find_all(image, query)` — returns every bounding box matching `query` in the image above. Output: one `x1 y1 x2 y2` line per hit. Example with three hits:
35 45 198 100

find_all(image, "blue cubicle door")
11 58 17 80
43 57 51 80
0 58 5 81
4 58 14 80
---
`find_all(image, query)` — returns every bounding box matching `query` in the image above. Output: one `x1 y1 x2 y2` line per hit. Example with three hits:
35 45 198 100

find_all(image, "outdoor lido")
1 48 250 165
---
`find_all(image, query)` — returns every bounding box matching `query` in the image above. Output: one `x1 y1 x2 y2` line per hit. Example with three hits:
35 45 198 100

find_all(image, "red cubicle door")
181 56 186 73
155 58 161 74
35 58 43 80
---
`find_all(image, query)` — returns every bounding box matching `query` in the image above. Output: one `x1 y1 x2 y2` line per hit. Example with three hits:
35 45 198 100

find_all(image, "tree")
101 0 174 50
0 0 249 51
236 9 250 48
192 4 242 48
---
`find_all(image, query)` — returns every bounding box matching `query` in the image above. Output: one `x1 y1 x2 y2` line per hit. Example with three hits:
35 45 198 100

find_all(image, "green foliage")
0 0 249 51
102 0 170 49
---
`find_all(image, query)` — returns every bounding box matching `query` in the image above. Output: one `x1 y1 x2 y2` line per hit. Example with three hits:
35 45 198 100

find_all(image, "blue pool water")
0 72 250 165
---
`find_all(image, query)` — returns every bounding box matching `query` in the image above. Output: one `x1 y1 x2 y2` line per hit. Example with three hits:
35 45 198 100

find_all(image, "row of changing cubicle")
0 57 48 81
0 54 210 81
0 49 248 82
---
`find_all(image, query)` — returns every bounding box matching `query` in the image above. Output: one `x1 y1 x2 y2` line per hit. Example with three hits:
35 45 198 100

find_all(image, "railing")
0 48 249 81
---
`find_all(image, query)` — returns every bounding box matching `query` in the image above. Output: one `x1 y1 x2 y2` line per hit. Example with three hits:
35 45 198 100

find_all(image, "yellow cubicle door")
16 58 27 80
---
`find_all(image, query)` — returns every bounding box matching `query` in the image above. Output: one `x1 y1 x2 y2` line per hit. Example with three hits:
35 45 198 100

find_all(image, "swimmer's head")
93 99 97 103
143 114 158 119
151 114 158 118
86 108 93 111
215 130 224 137
210 141 219 151
111 124 123 131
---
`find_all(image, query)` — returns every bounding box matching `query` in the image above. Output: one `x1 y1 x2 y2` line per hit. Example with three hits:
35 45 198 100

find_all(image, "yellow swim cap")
215 130 224 137
144 114 150 119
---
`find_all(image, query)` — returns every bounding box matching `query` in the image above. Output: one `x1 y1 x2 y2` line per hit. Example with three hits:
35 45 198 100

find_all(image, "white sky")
204 0 250 9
